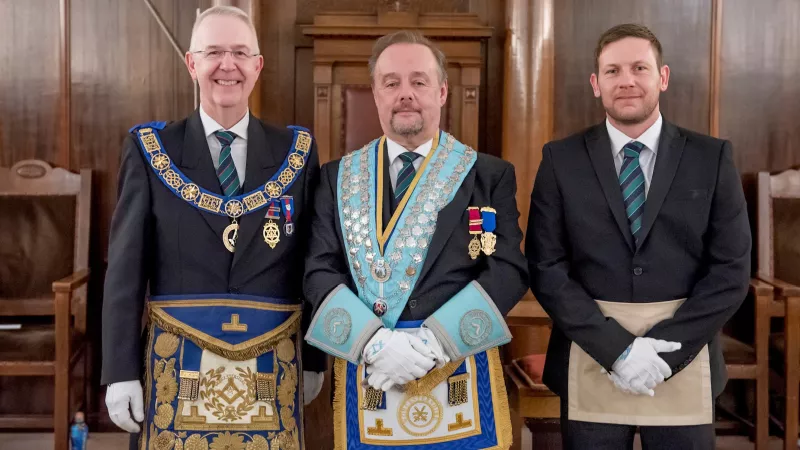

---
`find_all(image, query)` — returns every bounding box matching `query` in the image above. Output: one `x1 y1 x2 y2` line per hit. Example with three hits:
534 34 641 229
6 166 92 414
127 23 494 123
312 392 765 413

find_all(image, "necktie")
214 130 240 197
394 151 422 205
619 141 646 242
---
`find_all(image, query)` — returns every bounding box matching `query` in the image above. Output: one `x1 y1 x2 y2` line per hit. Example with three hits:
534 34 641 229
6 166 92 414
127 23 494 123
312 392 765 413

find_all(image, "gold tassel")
448 373 469 407
362 386 383 411
256 372 276 401
178 370 200 400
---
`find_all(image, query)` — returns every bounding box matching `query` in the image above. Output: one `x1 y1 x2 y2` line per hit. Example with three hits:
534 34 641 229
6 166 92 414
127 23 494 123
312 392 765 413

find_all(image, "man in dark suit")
303 30 527 449
101 6 325 449
527 24 751 449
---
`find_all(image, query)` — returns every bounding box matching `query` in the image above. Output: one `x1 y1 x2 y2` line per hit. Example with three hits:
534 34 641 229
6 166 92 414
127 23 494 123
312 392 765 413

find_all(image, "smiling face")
590 36 669 126
184 14 263 117
371 43 447 144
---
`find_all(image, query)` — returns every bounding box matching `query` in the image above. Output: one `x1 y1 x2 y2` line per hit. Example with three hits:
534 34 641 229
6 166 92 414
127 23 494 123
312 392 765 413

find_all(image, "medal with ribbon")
263 204 282 249
467 206 483 260
480 207 497 256
280 196 295 236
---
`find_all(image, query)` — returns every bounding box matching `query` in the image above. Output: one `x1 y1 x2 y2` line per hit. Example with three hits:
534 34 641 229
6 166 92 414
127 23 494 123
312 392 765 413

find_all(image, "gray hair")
189 5 259 53
368 30 447 84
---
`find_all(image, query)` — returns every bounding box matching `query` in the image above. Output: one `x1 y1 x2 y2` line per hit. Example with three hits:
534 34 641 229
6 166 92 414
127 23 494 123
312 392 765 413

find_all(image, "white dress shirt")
386 137 434 191
199 106 249 186
606 113 663 196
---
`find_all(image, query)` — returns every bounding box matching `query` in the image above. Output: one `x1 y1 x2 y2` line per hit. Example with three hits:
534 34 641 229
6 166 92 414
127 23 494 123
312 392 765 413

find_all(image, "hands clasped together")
605 337 682 396
361 327 450 392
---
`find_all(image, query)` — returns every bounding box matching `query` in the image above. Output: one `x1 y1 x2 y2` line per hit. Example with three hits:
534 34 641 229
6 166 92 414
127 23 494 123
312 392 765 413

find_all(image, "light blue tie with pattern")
214 130 240 197
619 141 646 242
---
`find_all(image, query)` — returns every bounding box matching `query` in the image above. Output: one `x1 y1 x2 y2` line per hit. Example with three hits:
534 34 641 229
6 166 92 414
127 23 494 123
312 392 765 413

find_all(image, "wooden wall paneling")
60 0 72 170
719 0 800 174
471 0 506 157
313 64 333 162
0 0 61 167
258 0 297 126
553 0 712 139
294 46 316 129
296 0 471 24
709 0 722 138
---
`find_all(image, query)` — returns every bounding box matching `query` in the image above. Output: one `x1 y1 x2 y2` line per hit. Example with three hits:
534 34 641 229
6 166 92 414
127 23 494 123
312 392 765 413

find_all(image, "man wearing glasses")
101 6 325 449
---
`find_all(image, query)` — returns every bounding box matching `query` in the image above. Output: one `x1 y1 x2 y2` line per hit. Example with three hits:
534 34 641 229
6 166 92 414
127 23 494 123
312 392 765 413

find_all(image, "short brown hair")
368 30 448 84
595 24 663 71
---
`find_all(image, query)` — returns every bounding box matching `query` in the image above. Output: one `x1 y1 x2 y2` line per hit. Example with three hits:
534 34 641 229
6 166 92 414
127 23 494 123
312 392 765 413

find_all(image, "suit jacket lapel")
231 116 282 269
586 124 635 252
177 110 230 239
636 121 685 251
416 168 476 285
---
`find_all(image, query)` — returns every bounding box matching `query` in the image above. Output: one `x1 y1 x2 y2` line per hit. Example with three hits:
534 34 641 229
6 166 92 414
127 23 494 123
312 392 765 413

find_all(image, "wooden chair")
0 160 91 450
752 169 800 450
504 295 560 449
303 10 491 163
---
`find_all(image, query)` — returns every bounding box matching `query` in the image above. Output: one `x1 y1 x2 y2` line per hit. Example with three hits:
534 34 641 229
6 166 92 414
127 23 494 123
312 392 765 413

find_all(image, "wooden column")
59 0 71 169
502 0 554 233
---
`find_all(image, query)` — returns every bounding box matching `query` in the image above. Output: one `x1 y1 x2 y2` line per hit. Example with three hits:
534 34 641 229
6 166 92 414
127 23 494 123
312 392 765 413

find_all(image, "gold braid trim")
332 358 349 450
486 348 513 450
149 308 301 361
403 359 464 397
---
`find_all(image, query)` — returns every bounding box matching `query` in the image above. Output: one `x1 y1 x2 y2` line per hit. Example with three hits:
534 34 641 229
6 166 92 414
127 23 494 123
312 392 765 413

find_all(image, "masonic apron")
568 299 713 426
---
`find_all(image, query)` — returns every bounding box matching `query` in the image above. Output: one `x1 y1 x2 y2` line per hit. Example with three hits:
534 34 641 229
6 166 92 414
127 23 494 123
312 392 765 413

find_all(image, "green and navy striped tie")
619 141 646 242
394 151 422 203
214 130 240 197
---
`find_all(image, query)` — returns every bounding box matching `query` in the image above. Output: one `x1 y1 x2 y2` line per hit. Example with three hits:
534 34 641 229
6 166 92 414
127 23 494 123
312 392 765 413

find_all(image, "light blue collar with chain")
336 131 477 328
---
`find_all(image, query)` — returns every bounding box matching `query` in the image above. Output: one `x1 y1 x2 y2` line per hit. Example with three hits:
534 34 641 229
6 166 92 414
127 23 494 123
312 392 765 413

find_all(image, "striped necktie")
619 141 646 242
214 130 240 197
394 151 422 204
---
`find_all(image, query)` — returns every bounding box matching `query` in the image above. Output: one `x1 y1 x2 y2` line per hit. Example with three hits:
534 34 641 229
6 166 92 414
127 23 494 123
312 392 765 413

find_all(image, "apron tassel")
178 370 200 400
362 387 384 411
256 372 276 402
448 373 469 406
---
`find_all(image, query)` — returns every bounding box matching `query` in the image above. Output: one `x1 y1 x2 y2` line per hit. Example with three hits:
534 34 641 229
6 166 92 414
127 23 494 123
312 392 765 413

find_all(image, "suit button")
229 287 240 294
633 267 643 276
409 299 417 308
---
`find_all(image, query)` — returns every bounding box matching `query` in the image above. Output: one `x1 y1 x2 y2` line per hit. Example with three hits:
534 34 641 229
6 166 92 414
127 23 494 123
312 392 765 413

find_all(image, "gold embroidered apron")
568 299 713 426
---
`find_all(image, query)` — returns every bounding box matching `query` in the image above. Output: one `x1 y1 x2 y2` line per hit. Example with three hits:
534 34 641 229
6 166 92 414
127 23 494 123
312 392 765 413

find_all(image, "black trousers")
560 394 715 450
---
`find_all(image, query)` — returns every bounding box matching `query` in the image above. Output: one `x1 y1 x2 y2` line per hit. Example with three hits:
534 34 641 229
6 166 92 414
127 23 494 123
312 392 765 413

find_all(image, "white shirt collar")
199 106 249 141
606 113 662 157
386 136 434 164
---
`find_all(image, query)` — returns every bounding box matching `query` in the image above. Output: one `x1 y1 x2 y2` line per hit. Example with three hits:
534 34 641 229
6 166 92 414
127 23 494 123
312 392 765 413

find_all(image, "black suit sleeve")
645 141 751 374
303 161 354 313
474 164 528 315
527 143 636 370
298 140 328 373
101 135 153 385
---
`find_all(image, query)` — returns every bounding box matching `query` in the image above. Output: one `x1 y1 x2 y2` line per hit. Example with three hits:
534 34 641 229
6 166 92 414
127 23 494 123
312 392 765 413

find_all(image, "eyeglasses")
191 49 260 61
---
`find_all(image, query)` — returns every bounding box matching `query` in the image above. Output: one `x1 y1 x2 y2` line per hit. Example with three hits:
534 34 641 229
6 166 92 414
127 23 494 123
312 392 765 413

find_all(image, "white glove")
362 328 436 390
303 371 324 405
416 327 451 369
601 367 635 395
105 380 144 433
611 337 682 396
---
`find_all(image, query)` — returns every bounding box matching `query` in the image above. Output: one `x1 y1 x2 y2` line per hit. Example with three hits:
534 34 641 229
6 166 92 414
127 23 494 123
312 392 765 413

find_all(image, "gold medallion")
481 232 496 256
262 221 281 249
468 236 481 260
223 220 239 253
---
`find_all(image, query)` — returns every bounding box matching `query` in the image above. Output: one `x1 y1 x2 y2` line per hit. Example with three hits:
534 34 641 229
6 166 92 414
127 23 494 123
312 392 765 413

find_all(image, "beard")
604 93 659 125
390 110 424 137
